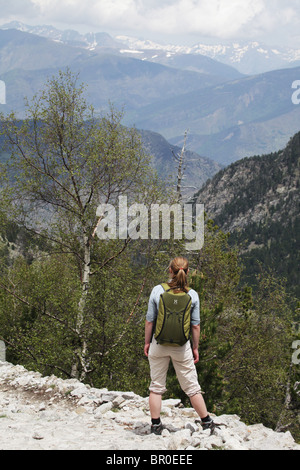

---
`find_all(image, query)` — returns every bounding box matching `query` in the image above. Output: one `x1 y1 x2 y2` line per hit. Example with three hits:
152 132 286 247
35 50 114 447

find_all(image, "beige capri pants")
148 338 201 397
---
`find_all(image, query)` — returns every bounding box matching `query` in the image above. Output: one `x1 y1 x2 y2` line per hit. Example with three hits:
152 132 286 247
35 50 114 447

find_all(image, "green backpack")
154 283 192 346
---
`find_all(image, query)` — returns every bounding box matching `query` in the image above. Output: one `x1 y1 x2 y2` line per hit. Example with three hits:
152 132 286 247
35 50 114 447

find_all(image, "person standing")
144 256 216 435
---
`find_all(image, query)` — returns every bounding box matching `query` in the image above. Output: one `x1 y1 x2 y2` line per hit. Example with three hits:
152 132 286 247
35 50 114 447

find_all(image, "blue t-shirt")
146 284 200 326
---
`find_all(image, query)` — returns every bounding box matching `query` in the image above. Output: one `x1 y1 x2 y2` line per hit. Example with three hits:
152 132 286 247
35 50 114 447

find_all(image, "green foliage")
0 69 298 441
162 220 297 438
0 69 168 382
220 306 292 427
188 219 241 410
0 254 80 375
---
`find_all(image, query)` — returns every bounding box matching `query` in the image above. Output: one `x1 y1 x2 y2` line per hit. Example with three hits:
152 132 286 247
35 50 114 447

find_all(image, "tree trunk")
71 232 91 379
275 363 293 432
173 130 188 203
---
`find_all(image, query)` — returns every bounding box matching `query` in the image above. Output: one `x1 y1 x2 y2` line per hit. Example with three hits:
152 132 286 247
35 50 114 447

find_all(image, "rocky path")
0 361 299 451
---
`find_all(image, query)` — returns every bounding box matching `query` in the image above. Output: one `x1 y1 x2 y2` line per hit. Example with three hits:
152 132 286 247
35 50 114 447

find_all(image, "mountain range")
0 22 300 169
135 65 300 164
3 21 300 75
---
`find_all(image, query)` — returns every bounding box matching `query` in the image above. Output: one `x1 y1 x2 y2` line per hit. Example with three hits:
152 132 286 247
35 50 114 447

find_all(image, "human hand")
192 347 199 364
144 343 150 357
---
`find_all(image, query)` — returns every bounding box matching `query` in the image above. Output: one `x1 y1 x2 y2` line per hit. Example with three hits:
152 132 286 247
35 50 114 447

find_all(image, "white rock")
77 396 95 406
162 399 181 408
101 392 117 402
161 406 173 417
70 386 87 398
167 429 191 450
203 435 224 450
185 422 198 433
1 362 300 451
94 401 113 417
180 408 198 418
121 392 139 400
105 410 117 420
112 395 126 408
246 430 298 451
224 436 248 450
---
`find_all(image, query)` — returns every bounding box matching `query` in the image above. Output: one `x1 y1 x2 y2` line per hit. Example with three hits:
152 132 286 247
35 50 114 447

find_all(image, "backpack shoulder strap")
161 283 171 292
161 283 192 293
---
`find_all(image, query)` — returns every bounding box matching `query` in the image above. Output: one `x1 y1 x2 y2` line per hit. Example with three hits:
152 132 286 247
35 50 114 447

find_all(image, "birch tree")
0 69 164 380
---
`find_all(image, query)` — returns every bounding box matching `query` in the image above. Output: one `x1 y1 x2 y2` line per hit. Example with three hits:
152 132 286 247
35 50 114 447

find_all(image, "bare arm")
144 320 153 357
191 324 200 364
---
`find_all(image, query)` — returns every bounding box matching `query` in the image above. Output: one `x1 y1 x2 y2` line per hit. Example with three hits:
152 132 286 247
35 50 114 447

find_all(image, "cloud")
145 0 266 37
30 0 266 38
0 0 39 20
1 0 300 44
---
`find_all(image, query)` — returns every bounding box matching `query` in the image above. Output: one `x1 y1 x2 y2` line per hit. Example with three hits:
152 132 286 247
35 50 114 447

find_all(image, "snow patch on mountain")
2 21 300 75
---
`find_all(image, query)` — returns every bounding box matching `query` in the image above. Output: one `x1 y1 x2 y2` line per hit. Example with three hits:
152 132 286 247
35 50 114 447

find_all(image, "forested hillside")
194 132 300 301
0 123 222 202
0 71 299 443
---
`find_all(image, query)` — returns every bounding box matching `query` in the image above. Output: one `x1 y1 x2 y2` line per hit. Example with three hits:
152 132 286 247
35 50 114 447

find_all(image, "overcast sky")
1 0 300 47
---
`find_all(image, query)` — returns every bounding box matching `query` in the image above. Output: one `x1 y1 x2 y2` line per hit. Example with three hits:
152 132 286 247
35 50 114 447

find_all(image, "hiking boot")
151 422 164 435
201 416 214 429
196 417 223 435
202 417 217 434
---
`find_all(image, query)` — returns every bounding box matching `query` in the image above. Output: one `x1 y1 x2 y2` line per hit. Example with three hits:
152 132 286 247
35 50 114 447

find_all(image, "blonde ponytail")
167 257 189 293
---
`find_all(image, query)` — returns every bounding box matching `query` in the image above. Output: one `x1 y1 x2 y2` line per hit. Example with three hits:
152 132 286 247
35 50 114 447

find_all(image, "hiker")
144 256 215 435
